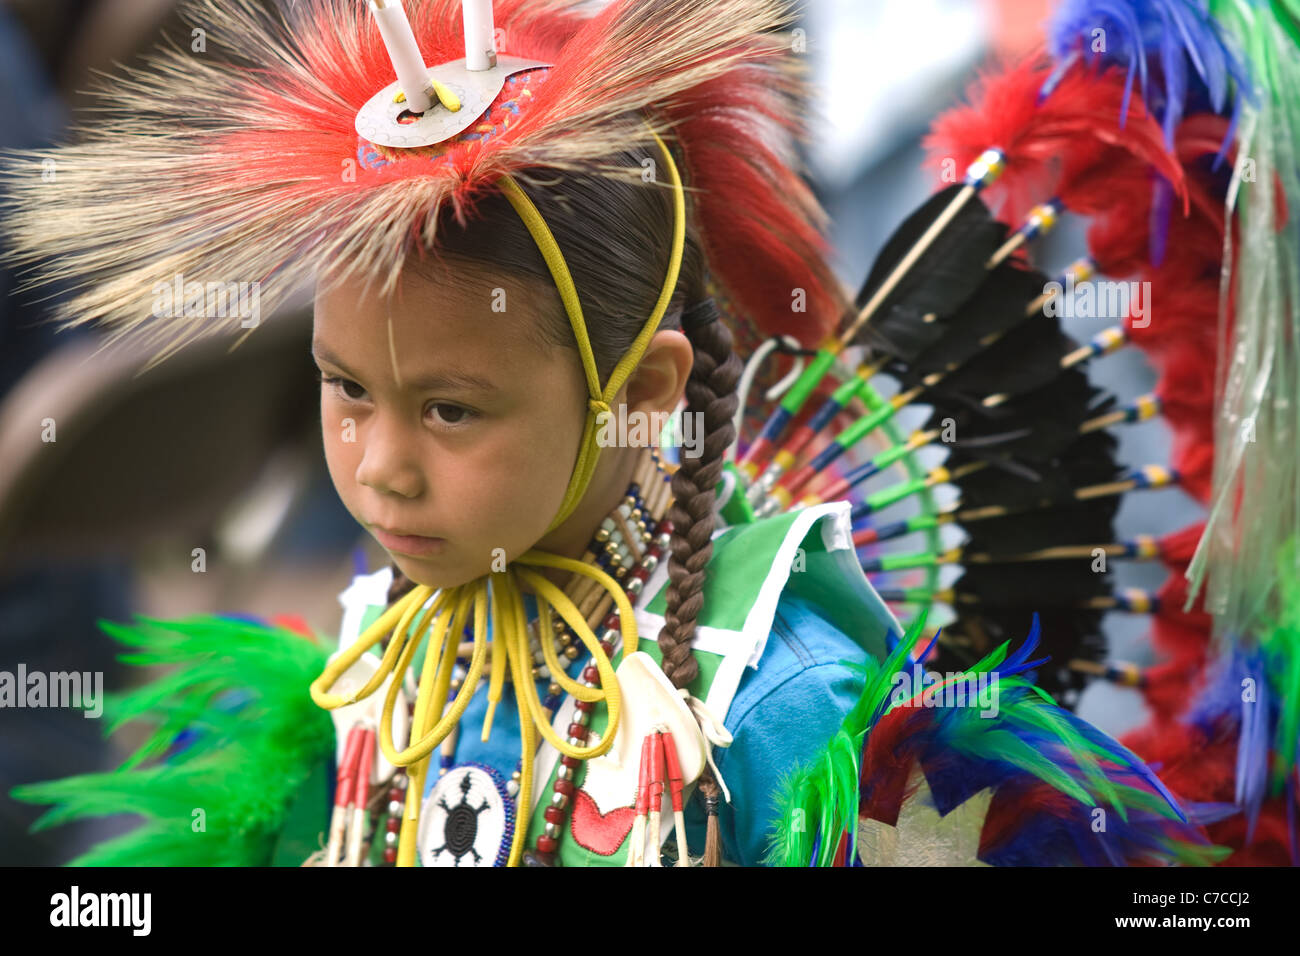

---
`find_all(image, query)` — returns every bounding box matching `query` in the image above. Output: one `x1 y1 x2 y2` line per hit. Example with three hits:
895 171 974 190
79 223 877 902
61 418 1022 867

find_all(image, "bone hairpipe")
461 0 498 71
369 0 436 113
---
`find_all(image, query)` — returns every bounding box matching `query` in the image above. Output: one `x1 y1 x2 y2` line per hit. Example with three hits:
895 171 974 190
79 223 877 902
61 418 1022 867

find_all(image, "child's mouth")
371 526 448 558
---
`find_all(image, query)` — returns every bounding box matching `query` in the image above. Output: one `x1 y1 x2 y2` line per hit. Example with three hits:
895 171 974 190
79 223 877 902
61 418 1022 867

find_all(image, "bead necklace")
530 509 673 864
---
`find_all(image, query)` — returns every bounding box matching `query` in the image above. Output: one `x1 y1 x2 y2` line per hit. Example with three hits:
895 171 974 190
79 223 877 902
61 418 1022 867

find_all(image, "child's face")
313 263 593 590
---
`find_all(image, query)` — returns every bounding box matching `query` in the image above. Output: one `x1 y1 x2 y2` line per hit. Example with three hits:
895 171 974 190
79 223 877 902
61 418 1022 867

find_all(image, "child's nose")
355 421 424 499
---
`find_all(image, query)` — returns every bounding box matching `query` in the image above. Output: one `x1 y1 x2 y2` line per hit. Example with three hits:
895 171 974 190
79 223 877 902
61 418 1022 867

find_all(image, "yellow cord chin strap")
310 128 687 867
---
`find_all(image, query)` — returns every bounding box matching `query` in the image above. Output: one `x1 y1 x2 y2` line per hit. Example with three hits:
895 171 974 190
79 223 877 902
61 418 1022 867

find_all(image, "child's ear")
624 329 693 420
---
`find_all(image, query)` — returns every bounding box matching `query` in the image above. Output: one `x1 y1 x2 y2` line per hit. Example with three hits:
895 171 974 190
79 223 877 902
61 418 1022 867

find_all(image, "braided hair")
657 295 742 688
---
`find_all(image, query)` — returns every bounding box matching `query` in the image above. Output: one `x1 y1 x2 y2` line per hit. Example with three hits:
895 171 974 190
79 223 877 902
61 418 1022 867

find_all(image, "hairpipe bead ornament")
528 470 671 866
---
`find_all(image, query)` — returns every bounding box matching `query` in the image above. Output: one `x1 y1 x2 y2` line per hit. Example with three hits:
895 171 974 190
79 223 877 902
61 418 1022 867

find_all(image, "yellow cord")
497 125 686 534
535 594 602 702
480 577 510 742
310 123 686 866
506 578 538 867
311 564 631 866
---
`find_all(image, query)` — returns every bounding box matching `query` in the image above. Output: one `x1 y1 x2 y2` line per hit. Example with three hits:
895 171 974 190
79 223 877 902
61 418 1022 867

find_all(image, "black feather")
923 372 1110 463
961 497 1121 554
921 314 1076 398
953 561 1112 606
848 185 1007 359
892 262 1050 383
949 429 1124 505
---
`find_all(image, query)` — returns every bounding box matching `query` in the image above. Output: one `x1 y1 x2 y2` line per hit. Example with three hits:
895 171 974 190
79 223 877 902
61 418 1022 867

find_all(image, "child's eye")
318 372 368 401
429 403 475 427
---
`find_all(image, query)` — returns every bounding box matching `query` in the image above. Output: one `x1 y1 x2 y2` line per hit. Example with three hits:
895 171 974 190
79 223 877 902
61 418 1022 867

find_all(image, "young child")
5 0 1218 867
2 0 893 868
301 139 897 866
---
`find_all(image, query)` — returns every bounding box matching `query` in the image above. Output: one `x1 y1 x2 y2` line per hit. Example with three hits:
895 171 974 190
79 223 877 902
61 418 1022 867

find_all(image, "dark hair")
391 136 743 692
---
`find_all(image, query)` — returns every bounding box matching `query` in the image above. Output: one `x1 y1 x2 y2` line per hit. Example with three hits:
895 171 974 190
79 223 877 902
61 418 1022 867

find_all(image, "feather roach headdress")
0 0 845 362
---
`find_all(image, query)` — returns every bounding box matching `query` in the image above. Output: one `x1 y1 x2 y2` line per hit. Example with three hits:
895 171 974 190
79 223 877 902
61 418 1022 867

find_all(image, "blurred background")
0 0 1203 864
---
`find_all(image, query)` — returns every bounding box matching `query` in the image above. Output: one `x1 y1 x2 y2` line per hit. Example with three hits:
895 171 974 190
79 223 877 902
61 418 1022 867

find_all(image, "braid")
657 297 743 690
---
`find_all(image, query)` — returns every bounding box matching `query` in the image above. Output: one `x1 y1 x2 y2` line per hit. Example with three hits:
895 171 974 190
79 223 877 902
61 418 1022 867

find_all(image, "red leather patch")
569 788 636 856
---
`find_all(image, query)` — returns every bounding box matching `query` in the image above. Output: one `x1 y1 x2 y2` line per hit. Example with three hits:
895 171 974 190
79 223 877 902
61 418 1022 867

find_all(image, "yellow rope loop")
376 589 455 765
381 584 491 768
480 572 512 741
393 603 442 866
394 582 492 867
495 176 600 398
310 584 435 709
589 398 612 417
409 586 468 740
599 131 686 408
517 549 640 640
395 581 492 867
535 591 603 703
492 570 538 867
514 568 622 759
507 608 538 867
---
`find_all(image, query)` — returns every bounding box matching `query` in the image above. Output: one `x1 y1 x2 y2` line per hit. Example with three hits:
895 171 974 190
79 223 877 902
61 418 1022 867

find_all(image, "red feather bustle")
663 67 847 345
1142 525 1213 722
923 54 1187 225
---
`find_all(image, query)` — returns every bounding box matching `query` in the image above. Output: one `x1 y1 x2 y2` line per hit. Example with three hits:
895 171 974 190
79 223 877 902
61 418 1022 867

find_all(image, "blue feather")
1044 0 1253 145
779 615 1226 865
1182 799 1246 826
999 613 1053 678
1190 646 1272 833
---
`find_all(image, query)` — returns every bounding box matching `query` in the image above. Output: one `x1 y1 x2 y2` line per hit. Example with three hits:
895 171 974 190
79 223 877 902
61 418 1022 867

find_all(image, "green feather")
1265 539 1300 789
763 614 928 866
11 615 334 866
